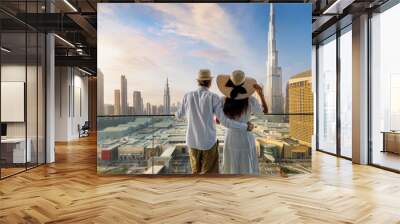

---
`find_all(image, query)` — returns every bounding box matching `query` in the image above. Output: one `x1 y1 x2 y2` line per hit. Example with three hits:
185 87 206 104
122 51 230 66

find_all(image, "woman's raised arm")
253 83 268 114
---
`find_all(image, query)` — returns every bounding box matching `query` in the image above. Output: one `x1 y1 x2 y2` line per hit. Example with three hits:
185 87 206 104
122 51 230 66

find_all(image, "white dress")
222 96 262 175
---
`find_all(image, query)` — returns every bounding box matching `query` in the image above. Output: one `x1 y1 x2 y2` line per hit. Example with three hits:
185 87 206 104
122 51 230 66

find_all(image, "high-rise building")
151 105 158 115
114 89 121 115
128 106 134 115
104 104 114 115
97 69 105 115
288 70 313 144
146 103 151 115
265 4 284 114
133 91 143 115
171 103 176 114
285 83 289 114
120 75 128 115
158 105 164 115
163 78 171 115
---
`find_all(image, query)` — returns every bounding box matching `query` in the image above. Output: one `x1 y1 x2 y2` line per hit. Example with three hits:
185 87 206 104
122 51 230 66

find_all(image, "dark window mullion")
36 0 39 167
25 0 28 171
316 44 320 151
367 11 373 165
336 28 341 157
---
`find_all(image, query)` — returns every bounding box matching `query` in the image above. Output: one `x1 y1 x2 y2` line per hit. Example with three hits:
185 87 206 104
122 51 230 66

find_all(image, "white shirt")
175 87 247 150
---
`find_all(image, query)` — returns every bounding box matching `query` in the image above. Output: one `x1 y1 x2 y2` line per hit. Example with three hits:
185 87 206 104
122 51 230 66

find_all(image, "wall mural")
97 3 312 176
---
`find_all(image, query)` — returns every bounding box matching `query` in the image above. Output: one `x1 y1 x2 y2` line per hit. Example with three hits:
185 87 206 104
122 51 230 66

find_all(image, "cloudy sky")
98 3 311 106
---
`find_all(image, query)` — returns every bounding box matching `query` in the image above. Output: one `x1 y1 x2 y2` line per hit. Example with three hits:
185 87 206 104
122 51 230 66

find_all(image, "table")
1 138 31 164
382 131 400 154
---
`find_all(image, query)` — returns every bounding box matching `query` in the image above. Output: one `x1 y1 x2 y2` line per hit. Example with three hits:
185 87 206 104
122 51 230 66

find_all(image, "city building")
101 145 119 161
133 91 143 115
146 102 151 115
128 106 134 115
114 89 121 115
105 104 114 115
97 69 105 115
288 70 313 144
157 105 164 115
265 4 284 114
152 105 158 115
163 78 171 115
285 83 289 114
120 75 128 115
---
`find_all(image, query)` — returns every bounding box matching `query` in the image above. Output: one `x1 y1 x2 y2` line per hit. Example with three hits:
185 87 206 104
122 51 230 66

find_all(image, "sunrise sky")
98 3 311 106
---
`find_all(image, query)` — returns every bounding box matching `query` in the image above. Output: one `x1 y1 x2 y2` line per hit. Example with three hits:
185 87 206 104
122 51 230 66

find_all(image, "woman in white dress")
216 70 268 175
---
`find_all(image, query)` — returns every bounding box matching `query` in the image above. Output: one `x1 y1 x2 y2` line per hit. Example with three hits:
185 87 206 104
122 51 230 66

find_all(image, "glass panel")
27 31 38 168
371 4 400 171
38 33 45 164
97 115 312 176
339 27 352 158
1 31 27 177
27 0 40 170
0 1 46 178
317 35 337 154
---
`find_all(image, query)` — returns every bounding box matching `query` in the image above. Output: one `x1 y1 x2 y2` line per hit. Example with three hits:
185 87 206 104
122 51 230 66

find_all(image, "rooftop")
288 70 312 83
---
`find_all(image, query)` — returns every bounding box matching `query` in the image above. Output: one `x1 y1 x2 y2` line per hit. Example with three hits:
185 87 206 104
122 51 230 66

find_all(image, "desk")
382 131 400 154
1 138 31 164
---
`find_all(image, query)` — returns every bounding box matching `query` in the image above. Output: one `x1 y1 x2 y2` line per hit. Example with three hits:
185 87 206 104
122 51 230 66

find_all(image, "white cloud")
191 48 233 63
147 4 259 70
98 4 266 106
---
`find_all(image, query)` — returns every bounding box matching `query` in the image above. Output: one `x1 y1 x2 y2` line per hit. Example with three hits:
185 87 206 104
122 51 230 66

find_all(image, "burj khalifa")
265 4 284 114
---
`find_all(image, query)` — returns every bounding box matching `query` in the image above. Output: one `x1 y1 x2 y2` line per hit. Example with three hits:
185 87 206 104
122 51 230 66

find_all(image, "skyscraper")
146 102 151 115
285 83 289 114
128 106 134 115
265 4 284 114
97 69 105 115
158 105 164 115
120 75 128 115
288 70 313 144
151 105 158 115
133 91 143 115
104 104 114 115
163 78 171 115
114 89 121 115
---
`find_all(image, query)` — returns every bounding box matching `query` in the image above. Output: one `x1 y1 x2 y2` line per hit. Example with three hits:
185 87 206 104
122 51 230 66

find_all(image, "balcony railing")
97 114 313 176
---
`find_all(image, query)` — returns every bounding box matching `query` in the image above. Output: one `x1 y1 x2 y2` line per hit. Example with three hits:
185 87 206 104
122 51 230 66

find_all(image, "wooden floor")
372 151 400 171
1 136 400 224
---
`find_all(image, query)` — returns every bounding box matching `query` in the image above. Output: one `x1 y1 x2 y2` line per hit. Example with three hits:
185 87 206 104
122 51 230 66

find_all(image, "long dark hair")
223 97 249 119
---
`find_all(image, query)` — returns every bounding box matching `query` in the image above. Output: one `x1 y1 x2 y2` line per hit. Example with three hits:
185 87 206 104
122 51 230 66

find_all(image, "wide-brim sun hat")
196 69 213 80
217 70 256 100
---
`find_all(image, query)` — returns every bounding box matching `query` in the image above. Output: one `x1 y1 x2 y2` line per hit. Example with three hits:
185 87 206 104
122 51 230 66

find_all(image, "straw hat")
217 70 256 100
196 69 213 80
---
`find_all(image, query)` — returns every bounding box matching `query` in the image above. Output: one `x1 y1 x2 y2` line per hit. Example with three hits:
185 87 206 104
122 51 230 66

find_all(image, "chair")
79 121 90 138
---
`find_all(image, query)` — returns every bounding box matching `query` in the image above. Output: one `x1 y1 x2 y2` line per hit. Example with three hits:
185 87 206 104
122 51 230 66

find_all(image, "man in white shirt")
176 69 254 174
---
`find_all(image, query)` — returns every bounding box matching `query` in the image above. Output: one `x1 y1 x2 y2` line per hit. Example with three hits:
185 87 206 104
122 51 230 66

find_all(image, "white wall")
55 67 89 141
55 66 68 141
1 65 36 138
71 73 89 138
1 63 46 164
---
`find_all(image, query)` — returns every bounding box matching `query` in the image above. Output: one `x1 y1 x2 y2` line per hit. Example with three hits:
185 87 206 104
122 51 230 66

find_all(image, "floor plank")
0 135 399 224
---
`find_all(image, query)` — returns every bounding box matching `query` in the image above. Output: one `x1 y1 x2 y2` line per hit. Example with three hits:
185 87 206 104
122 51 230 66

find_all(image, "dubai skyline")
98 3 311 107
